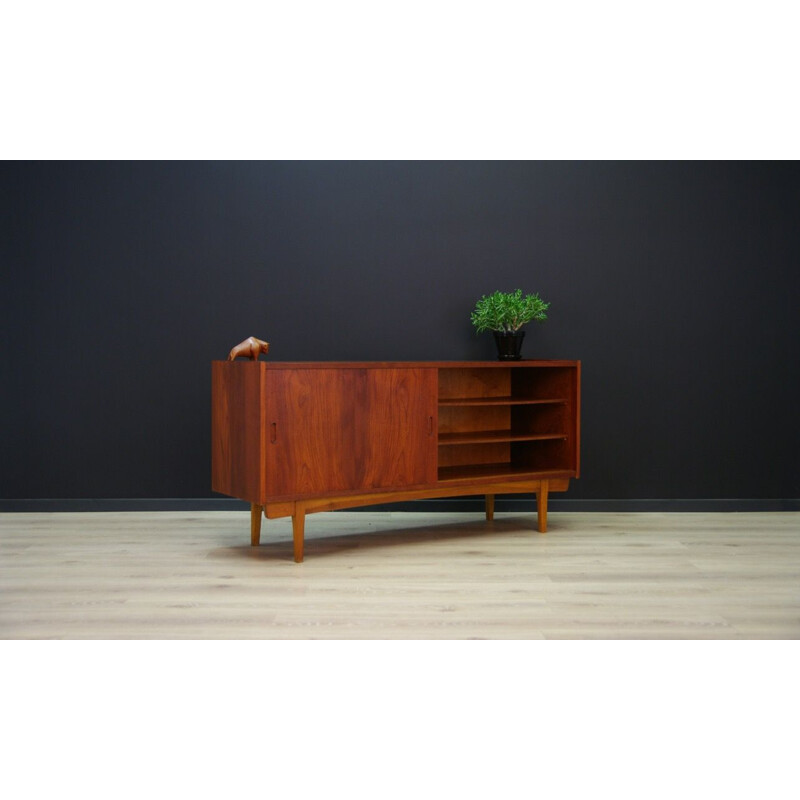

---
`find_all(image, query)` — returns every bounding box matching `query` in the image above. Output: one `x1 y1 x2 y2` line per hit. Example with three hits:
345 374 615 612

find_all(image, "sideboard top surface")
212 360 580 369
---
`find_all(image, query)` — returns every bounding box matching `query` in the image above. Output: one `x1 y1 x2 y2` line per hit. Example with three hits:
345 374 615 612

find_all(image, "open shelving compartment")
436 364 578 483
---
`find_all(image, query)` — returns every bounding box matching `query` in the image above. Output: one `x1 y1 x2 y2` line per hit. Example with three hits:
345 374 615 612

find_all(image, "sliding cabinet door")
265 368 436 500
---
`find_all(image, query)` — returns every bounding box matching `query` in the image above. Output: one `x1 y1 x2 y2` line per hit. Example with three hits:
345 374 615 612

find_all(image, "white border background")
3 3 797 796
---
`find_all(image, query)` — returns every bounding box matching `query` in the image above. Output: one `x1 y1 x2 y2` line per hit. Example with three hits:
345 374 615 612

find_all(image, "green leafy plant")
470 289 550 333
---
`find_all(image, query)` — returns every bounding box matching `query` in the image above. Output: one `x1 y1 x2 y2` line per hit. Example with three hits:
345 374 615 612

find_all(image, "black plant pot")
493 331 525 360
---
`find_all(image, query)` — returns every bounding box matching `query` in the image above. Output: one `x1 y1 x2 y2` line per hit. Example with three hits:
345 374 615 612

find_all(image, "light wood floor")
1 510 798 639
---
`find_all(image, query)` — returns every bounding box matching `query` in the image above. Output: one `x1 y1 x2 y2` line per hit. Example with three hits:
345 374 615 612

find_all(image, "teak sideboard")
211 360 580 561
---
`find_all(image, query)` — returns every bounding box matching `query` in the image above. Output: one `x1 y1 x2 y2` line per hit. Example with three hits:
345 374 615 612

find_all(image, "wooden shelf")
437 463 571 483
438 430 567 446
438 396 567 407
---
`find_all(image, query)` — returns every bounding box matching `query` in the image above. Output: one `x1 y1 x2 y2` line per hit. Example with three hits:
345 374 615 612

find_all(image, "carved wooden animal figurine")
227 337 270 361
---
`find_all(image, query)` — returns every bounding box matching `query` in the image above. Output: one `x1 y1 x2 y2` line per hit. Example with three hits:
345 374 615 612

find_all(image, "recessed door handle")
271 422 277 444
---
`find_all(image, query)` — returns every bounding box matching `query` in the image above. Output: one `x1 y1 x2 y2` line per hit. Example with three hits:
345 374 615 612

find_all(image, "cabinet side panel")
511 365 574 400
211 361 264 503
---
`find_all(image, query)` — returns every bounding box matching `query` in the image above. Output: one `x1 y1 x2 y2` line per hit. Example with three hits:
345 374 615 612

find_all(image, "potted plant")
470 289 550 360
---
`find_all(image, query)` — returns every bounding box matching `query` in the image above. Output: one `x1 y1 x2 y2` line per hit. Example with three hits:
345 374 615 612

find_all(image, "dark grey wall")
2 161 799 505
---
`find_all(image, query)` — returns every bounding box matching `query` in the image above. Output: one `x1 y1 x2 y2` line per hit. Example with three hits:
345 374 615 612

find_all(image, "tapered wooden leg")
536 480 549 533
292 507 306 563
485 494 495 521
250 503 263 546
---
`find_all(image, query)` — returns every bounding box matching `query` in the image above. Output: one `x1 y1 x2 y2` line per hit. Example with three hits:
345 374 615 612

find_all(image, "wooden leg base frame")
250 479 567 563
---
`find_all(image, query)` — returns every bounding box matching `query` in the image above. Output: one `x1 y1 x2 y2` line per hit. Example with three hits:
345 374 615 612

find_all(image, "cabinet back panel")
512 439 574 472
438 406 510 435
512 367 575 401
511 404 569 437
438 442 511 468
438 368 510 400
